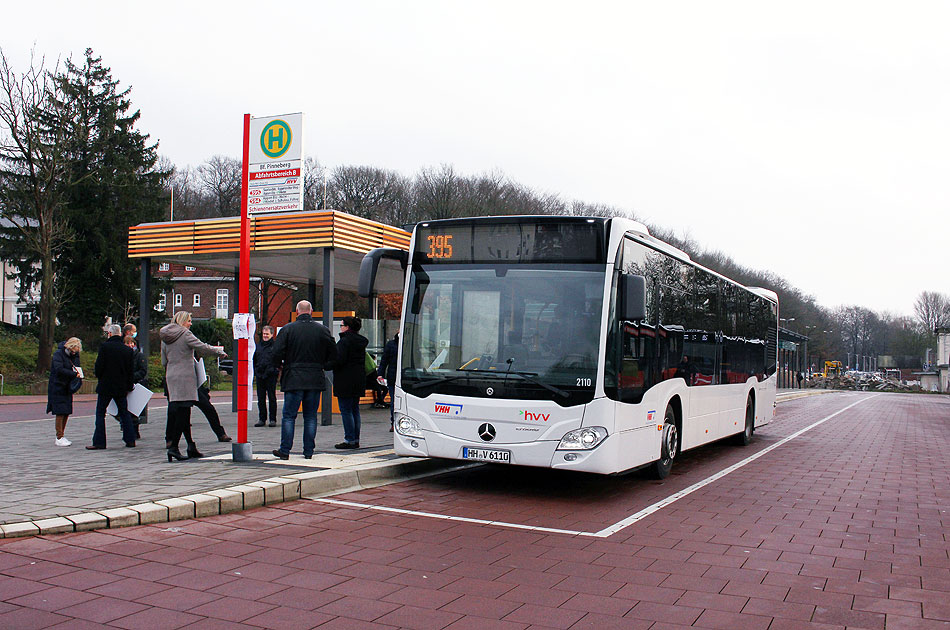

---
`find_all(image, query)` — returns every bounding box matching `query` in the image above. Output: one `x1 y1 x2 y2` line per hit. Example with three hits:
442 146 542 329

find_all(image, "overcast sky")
5 1 947 318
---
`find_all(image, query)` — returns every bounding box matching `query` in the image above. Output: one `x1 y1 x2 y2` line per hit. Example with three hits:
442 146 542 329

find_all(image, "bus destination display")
416 220 604 264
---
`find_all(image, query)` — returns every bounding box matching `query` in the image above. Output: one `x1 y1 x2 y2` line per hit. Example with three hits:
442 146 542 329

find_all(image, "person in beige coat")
160 311 226 461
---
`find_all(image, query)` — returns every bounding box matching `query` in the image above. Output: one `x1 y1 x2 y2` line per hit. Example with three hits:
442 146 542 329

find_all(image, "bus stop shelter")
778 327 809 389
127 210 410 425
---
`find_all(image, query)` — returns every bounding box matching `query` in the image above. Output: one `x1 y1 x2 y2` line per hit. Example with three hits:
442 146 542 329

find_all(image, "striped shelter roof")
128 211 410 292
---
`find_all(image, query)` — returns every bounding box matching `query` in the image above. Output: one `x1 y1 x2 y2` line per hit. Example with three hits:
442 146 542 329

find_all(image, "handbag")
364 351 377 376
68 377 83 394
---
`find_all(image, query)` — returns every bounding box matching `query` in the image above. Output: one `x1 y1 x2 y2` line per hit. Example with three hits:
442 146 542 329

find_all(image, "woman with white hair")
47 337 83 446
160 311 226 462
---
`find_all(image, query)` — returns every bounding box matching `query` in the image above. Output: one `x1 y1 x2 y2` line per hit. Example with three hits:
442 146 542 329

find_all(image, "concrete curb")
0 457 469 539
0 393 825 540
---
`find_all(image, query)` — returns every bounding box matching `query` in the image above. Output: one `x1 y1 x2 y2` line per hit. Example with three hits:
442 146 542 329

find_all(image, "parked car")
218 357 233 375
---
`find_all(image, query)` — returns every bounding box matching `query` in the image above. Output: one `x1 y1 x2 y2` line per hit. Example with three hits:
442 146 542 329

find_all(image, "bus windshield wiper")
502 369 570 398
411 373 471 392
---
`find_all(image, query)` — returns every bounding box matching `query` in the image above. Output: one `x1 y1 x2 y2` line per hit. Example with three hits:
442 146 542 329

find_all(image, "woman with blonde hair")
47 337 83 446
160 311 226 461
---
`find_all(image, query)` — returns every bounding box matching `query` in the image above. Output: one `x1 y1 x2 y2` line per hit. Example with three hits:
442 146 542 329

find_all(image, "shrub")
190 318 232 348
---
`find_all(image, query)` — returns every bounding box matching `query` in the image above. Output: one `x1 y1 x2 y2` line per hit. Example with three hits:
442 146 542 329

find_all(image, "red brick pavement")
0 392 948 629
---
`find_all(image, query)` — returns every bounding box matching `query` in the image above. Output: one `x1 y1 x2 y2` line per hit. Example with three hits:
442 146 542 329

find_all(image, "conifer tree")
52 49 170 326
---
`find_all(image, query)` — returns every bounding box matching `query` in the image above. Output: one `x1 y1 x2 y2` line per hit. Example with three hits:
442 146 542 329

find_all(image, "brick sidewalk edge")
0 458 471 539
0 391 830 539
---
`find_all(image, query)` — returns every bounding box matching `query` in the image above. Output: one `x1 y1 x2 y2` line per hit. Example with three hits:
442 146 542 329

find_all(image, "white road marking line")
312 497 597 537
311 394 880 538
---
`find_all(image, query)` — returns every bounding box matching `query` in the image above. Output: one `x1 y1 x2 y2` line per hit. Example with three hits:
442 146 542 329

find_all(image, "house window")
216 289 229 316
158 262 169 272
193 294 201 307
155 293 166 311
185 266 196 272
174 293 182 307
16 307 32 327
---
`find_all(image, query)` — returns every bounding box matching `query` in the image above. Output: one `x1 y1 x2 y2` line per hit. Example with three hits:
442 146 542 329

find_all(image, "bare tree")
0 48 76 373
302 157 326 211
913 291 950 334
197 155 241 217
413 164 464 220
330 165 408 221
168 164 210 220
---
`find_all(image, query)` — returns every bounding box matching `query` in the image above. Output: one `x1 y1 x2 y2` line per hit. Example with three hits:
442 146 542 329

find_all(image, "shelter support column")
138 258 151 360
322 248 334 427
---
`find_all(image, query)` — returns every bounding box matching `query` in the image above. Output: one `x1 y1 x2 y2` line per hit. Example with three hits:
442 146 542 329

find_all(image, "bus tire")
735 395 754 446
650 405 679 480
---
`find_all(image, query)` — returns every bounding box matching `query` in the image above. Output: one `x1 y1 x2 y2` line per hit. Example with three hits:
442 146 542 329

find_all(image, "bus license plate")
462 447 511 463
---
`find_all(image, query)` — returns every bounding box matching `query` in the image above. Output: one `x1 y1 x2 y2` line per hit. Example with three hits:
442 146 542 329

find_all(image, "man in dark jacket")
328 315 369 449
270 301 337 459
377 333 398 431
88 325 136 449
253 325 278 427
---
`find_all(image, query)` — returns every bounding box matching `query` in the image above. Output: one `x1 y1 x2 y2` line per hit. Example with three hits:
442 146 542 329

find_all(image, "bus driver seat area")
502 330 529 368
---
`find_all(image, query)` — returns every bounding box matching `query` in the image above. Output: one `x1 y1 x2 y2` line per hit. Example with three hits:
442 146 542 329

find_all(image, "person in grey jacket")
270 301 337 460
160 310 226 462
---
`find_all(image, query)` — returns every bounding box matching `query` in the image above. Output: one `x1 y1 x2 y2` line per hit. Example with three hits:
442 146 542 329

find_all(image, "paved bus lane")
1 392 949 629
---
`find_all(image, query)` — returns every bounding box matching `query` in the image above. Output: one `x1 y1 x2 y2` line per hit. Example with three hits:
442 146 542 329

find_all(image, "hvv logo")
433 403 463 415
519 410 550 422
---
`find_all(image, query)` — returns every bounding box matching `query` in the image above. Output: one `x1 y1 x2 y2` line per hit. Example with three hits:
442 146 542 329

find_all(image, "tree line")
2 47 948 374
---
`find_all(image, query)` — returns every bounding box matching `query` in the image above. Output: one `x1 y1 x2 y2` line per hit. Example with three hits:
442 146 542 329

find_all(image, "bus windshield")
401 264 605 405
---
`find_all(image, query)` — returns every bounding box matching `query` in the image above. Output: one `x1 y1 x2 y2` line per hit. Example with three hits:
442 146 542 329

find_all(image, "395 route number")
427 234 453 259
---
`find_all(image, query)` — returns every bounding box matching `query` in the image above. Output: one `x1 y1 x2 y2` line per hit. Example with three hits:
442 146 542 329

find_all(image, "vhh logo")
519 410 550 422
260 120 292 158
433 403 462 415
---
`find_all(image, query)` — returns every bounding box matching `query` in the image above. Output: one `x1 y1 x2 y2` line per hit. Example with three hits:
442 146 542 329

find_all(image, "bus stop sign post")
232 113 253 462
232 112 304 462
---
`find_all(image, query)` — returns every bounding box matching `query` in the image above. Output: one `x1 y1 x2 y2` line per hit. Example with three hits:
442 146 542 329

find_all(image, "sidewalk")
0 395 464 537
0 389 830 538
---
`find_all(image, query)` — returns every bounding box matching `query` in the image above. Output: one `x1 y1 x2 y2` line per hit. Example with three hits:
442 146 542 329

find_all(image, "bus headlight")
395 415 424 439
556 426 608 450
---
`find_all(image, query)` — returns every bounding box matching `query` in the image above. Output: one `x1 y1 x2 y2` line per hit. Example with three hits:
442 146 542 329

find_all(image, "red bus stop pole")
237 113 251 448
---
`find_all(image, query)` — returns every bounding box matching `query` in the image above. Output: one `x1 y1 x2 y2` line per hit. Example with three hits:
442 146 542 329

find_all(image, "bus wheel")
735 396 754 446
650 406 679 479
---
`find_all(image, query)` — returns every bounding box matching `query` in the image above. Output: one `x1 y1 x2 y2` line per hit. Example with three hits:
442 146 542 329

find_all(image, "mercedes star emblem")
486 387 494 395
478 423 496 442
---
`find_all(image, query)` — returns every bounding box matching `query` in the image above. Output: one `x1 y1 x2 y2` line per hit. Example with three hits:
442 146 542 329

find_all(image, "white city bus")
360 216 778 476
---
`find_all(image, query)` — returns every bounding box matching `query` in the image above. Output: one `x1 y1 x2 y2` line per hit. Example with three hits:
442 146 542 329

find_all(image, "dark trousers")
165 400 193 448
94 393 136 447
388 383 395 426
256 375 277 423
338 396 361 444
196 386 226 438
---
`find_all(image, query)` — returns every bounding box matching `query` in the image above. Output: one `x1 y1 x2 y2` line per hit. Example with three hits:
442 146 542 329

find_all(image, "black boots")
166 446 188 462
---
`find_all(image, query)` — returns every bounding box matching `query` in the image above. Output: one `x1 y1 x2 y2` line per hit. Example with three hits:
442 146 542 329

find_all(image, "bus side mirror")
358 248 408 298
620 274 647 321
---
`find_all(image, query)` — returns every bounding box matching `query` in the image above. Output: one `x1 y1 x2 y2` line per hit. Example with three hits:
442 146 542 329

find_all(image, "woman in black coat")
328 315 368 449
47 337 83 447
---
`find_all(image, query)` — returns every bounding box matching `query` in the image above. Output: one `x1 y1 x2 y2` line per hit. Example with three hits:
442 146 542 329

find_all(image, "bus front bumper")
393 430 626 475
